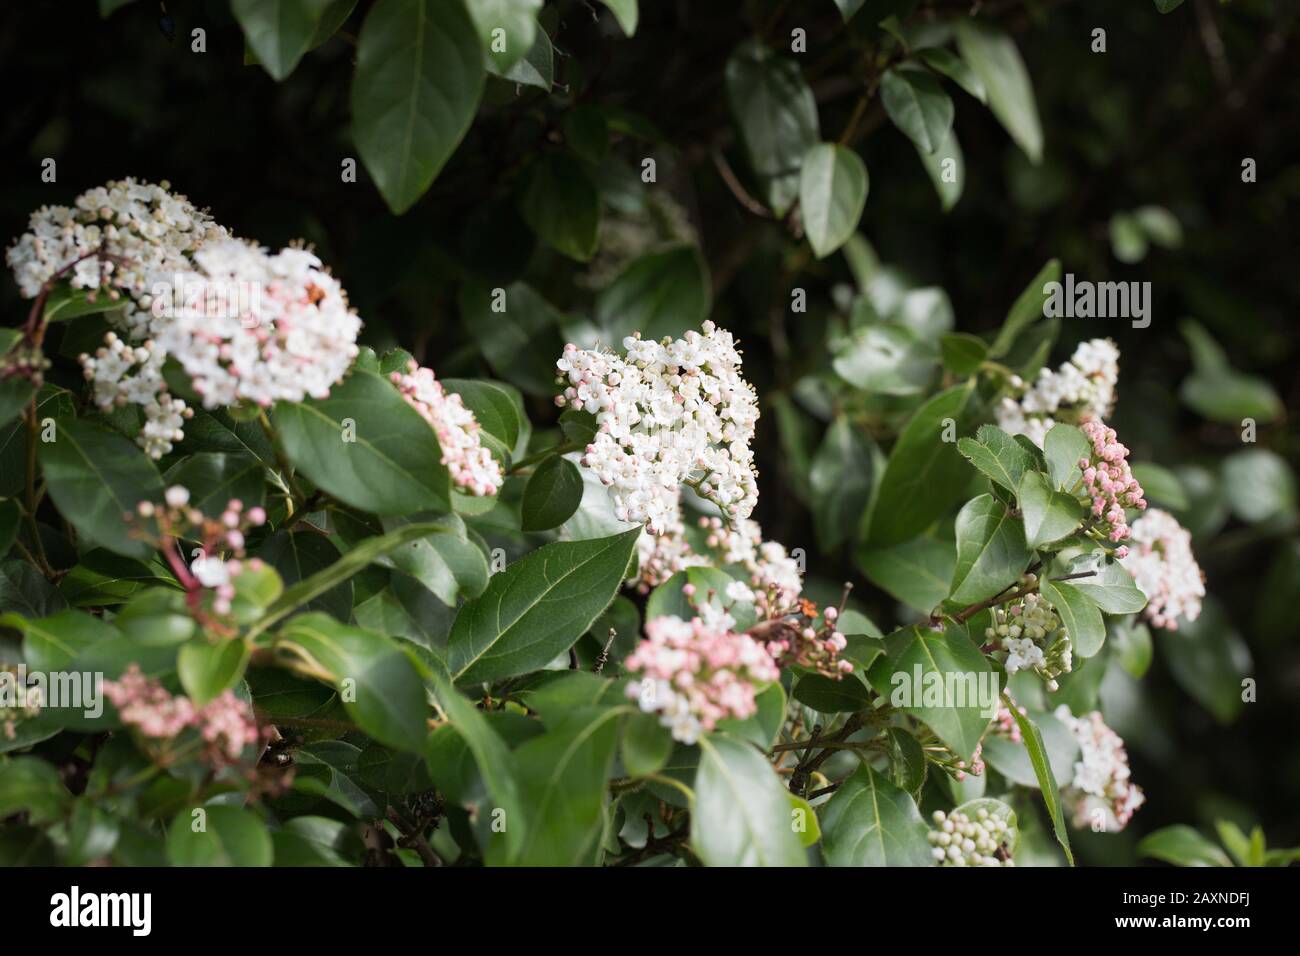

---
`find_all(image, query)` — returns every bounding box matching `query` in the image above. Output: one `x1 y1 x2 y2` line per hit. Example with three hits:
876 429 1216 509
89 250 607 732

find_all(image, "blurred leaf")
809 416 877 551
1221 449 1295 524
597 0 638 36
1158 598 1251 723
518 152 600 261
989 259 1060 357
595 244 710 342
955 21 1043 162
799 143 869 258
167 806 273 867
858 536 955 614
915 47 986 102
232 0 332 81
880 66 954 155
916 127 964 211
466 0 540 73
1138 825 1232 866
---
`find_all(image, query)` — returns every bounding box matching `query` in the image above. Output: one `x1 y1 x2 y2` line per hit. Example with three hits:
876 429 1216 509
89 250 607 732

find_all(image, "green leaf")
915 126 964 211
465 0 540 73
792 672 872 713
1067 559 1147 614
277 612 429 751
597 0 637 36
867 383 974 546
1042 422 1089 491
980 708 1078 788
167 806 273 867
486 19 553 89
949 494 1031 605
38 416 163 560
449 528 640 684
510 706 625 865
1158 598 1251 723
1018 470 1083 548
1222 449 1295 524
1040 577 1105 658
809 416 877 551
376 513 488 606
915 47 987 102
427 669 526 859
6 608 115 673
351 0 485 214
868 624 992 760
954 20 1043 162
521 455 584 532
1153 0 1186 13
251 520 453 637
518 152 600 262
858 536 955 614
692 735 806 867
725 41 819 217
0 757 69 824
821 764 932 867
989 259 1061 357
177 638 250 707
1130 462 1189 510
880 66 954 155
0 560 67 617
232 0 332 81
0 498 18 558
885 726 927 797
442 379 522 453
459 281 565 397
0 336 37 430
831 323 936 396
275 368 451 515
1138 825 1232 867
958 424 1037 494
256 531 353 622
163 451 266 516
623 711 674 778
940 331 985 375
799 143 869 258
1005 700 1073 865
594 244 710 342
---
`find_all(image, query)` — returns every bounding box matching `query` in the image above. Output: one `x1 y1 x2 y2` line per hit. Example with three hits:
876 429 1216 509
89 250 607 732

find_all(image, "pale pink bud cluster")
1119 508 1205 630
990 699 1025 744
954 741 984 781
103 665 263 765
389 361 502 496
1055 705 1145 831
135 488 267 617
1078 419 1146 544
556 321 760 532
624 615 779 744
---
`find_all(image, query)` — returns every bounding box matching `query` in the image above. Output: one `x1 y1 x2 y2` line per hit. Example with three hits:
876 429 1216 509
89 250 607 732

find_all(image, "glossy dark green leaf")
1005 701 1073 865
1040 576 1105 658
692 734 806 867
820 764 932 867
880 66 954 155
163 451 266 516
594 244 710 342
958 424 1037 494
518 152 600 262
277 612 430 751
177 638 250 707
38 416 163 560
167 805 273 866
256 531 353 622
275 369 451 515
466 0 540 72
949 494 1031 605
954 20 1043 162
232 0 332 81
449 528 640 684
1019 470 1083 548
521 455 584 532
351 0 485 214
1138 825 1231 866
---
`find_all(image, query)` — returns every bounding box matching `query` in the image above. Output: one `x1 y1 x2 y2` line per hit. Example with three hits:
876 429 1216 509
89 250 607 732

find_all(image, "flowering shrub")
0 0 1293 872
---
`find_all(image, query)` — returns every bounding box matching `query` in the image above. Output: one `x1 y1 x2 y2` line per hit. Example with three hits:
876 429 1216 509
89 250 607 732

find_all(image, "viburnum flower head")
929 808 1014 867
624 614 779 744
390 360 503 496
1055 705 1145 831
556 321 760 533
996 338 1119 447
5 177 227 332
1120 508 1205 629
148 238 360 409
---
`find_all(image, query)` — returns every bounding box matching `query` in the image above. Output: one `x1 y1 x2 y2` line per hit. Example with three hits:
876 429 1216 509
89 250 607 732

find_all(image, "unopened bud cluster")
0 665 43 740
987 582 1073 691
1078 419 1147 548
390 360 502 496
624 614 779 744
135 486 267 617
929 808 1014 867
103 664 264 766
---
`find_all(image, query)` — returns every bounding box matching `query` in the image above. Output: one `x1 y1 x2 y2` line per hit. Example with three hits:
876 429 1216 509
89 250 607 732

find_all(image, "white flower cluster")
929 808 1015 867
986 583 1073 691
1055 705 1146 832
150 239 360 409
5 177 227 334
389 361 503 496
80 331 192 459
556 321 760 533
1120 508 1205 630
995 338 1119 447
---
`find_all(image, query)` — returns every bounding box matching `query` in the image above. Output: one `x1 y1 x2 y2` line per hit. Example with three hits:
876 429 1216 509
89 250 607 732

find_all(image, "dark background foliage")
1 0 1296 863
